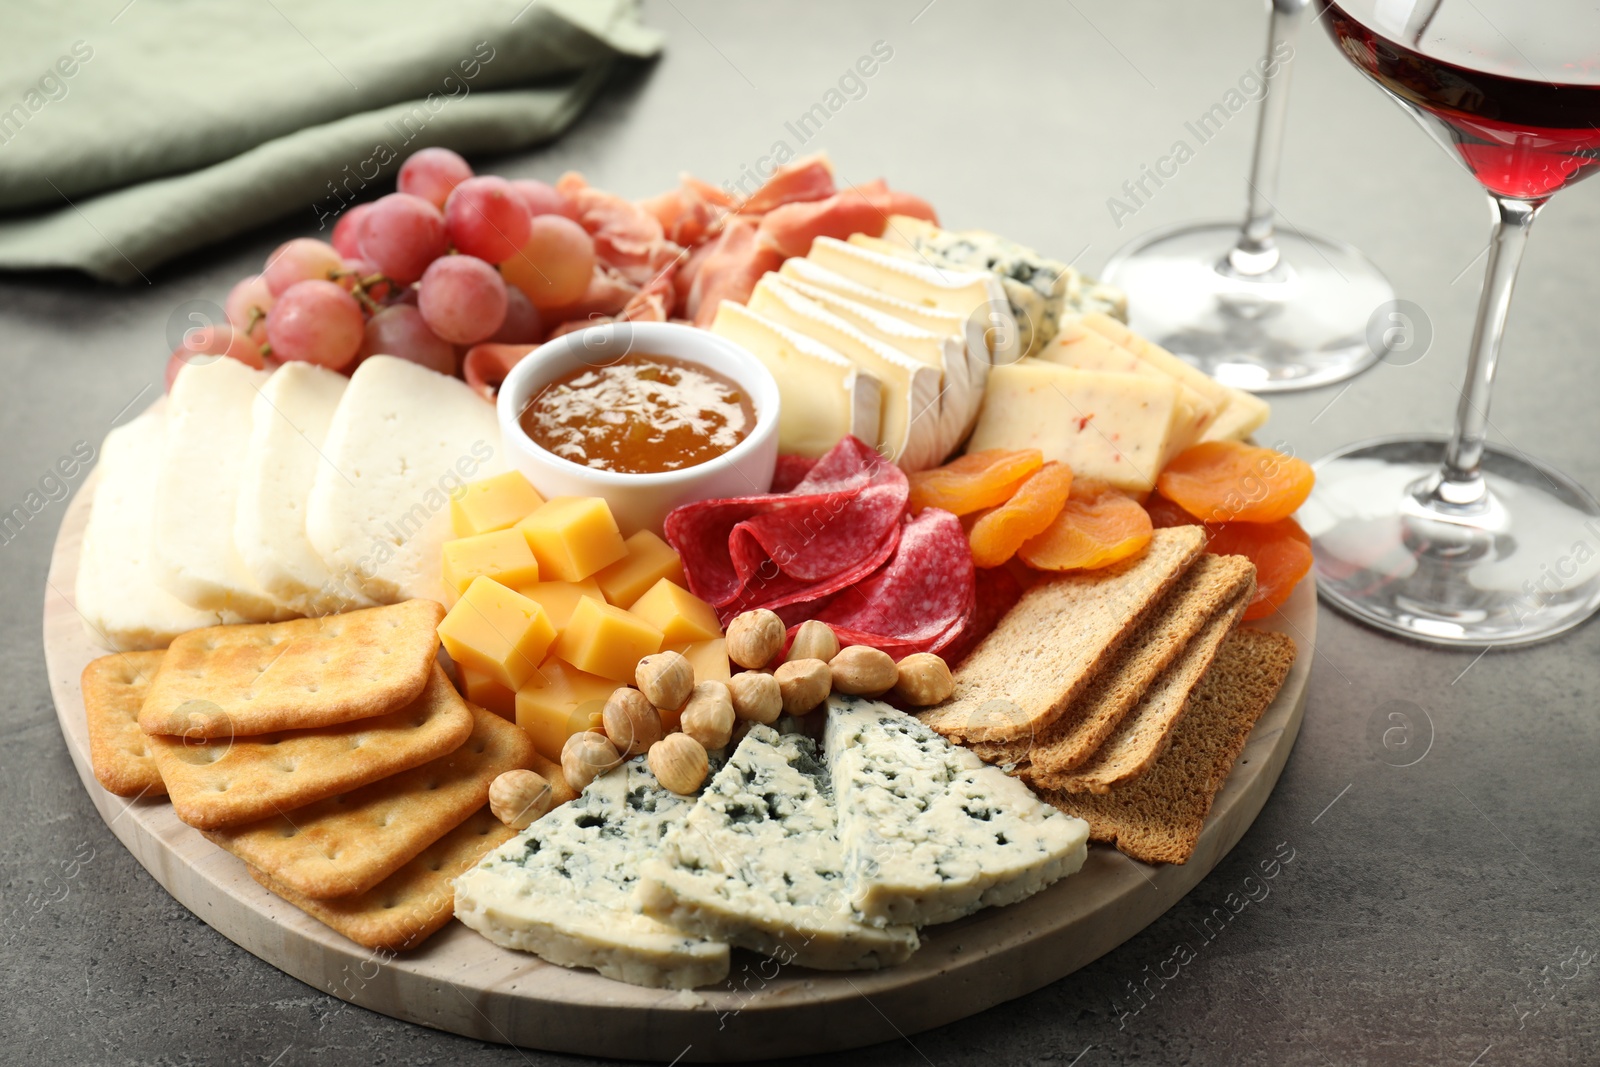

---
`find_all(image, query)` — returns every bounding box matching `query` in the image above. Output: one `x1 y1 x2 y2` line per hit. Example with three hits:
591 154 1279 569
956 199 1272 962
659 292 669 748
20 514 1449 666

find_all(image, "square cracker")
919 527 1205 744
149 664 474 831
205 704 535 899
249 806 516 952
139 599 446 739
81 650 169 798
1043 628 1297 864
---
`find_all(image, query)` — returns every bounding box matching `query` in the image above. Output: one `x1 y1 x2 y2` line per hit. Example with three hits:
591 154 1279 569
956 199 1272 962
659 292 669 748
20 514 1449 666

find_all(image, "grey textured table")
4 2 1597 1064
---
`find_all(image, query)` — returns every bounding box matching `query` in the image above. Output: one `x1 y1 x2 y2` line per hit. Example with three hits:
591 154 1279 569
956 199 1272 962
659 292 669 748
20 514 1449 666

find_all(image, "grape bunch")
172 146 597 387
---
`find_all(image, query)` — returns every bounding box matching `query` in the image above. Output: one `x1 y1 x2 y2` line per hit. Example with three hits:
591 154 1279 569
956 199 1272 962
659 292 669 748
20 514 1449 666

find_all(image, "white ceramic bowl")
497 321 780 535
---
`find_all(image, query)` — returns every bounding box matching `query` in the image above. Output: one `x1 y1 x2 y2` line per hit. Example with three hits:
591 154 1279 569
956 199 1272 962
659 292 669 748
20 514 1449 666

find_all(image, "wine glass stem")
1430 195 1543 508
1231 0 1309 274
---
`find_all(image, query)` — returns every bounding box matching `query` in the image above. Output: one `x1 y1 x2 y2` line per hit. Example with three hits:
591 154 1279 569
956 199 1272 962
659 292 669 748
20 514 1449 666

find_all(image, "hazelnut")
892 652 954 706
635 651 694 712
829 645 898 697
726 609 784 669
561 730 622 793
775 658 831 715
601 687 663 757
787 620 840 664
648 732 709 795
489 769 555 830
727 671 782 725
680 680 735 750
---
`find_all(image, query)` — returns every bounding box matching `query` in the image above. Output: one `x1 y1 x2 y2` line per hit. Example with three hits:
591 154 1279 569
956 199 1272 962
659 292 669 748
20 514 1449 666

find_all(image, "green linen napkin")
0 0 661 282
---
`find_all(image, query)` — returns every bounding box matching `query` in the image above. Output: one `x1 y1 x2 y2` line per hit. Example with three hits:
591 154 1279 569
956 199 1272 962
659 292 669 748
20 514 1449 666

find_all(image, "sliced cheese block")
1075 312 1270 442
153 360 295 621
967 362 1180 493
747 279 945 470
235 363 369 617
1041 322 1216 461
638 725 920 971
76 411 236 651
709 302 881 458
806 236 1019 365
307 355 506 605
825 696 1089 927
453 755 730 990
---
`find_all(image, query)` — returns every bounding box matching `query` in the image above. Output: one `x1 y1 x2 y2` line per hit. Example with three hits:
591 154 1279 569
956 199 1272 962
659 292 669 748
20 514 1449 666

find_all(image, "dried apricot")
908 448 1044 515
1156 441 1314 524
1207 517 1313 620
1019 479 1153 571
968 461 1073 568
1143 491 1199 530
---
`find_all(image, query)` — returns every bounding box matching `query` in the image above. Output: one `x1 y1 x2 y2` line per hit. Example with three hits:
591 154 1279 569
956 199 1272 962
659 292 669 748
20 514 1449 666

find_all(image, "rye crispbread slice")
205 704 535 898
918 527 1204 744
969 554 1256 775
249 806 516 951
1038 590 1251 793
138 599 445 739
149 664 474 830
1043 628 1297 864
81 650 169 798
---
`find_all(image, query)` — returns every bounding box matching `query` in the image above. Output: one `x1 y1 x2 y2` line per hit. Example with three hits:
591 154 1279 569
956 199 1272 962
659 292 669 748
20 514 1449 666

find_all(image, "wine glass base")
1301 434 1600 647
1100 222 1395 393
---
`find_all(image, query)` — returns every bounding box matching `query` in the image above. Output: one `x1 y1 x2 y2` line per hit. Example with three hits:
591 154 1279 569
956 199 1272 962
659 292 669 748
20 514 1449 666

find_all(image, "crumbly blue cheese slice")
452 755 729 990
638 725 919 971
824 695 1090 928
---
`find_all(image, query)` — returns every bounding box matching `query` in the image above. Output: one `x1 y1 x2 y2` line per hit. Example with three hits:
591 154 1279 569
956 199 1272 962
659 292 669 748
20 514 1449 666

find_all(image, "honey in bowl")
518 353 757 475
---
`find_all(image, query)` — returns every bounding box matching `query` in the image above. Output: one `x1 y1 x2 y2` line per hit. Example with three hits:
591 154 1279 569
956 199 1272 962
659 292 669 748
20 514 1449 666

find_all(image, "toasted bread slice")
1043 628 1297 864
918 527 1204 744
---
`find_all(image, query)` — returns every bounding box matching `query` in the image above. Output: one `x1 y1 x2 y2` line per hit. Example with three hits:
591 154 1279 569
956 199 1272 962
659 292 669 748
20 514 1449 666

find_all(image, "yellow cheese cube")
662 638 730 732
437 576 557 691
451 470 545 537
554 595 663 682
516 496 627 583
457 664 516 721
513 578 606 630
594 530 687 607
629 579 722 646
441 528 541 598
515 657 615 762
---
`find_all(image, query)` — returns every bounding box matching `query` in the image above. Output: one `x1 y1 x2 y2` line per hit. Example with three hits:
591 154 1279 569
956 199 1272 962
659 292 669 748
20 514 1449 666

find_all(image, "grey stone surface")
3 1 1597 1064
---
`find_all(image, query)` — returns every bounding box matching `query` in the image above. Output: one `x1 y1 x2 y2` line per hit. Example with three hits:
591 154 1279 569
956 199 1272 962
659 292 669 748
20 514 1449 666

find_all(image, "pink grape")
357 193 448 285
417 255 507 345
336 257 394 302
225 274 274 344
266 280 366 369
445 177 533 264
263 238 343 297
500 215 595 308
330 203 374 258
492 285 544 344
511 178 577 220
359 304 457 375
398 147 473 209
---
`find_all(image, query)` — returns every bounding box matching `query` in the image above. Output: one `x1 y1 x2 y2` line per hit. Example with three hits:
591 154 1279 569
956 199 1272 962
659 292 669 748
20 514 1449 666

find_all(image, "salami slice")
719 522 901 625
816 509 973 639
938 565 1024 665
769 454 817 493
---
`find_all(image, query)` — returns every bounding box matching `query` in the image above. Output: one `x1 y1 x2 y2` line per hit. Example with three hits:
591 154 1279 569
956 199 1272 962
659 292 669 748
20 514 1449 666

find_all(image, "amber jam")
518 353 756 474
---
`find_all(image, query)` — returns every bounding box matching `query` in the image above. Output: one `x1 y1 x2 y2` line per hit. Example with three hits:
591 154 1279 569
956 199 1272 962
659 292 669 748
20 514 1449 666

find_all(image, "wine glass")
1099 0 1396 392
1300 0 1600 646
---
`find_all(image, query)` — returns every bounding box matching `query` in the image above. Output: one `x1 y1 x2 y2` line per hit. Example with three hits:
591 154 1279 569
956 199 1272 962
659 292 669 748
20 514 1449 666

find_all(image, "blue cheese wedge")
824 695 1090 928
453 755 729 990
638 725 920 971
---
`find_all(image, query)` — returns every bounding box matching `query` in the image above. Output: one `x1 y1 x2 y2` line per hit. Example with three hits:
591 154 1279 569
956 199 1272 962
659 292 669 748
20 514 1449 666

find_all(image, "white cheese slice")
806 236 1019 365
235 363 370 617
153 360 296 621
306 355 505 606
967 362 1180 493
709 302 881 458
746 279 945 470
638 725 920 971
75 411 237 651
824 696 1089 927
453 754 730 990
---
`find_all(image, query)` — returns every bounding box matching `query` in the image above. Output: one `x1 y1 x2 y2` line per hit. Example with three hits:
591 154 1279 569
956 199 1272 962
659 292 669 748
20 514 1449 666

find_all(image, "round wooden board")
43 468 1315 1062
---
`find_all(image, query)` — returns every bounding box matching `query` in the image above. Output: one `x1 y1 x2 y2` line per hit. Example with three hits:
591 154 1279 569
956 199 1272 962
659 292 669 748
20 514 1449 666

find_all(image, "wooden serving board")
43 469 1314 1062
